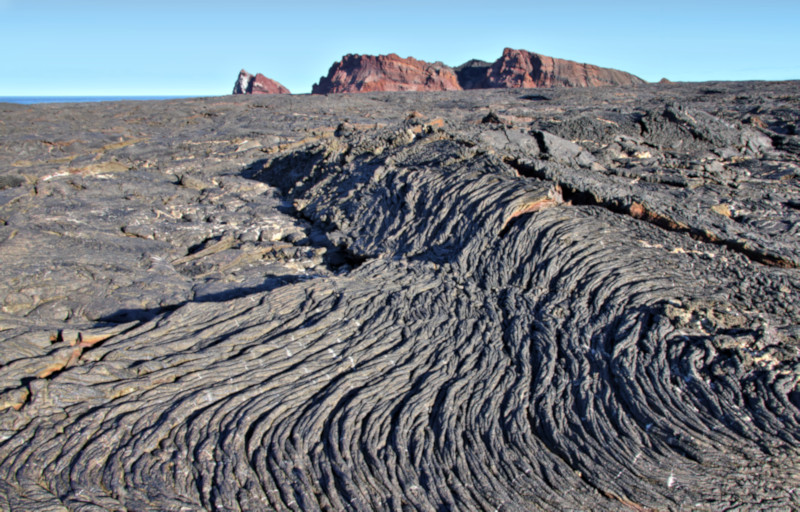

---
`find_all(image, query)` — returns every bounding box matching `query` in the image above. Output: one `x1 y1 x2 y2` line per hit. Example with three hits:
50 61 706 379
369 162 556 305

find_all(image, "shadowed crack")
504 156 798 268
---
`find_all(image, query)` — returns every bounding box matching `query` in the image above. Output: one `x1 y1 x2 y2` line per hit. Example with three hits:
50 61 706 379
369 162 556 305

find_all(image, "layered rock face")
312 53 462 94
237 50 643 95
463 47 646 89
232 69 290 95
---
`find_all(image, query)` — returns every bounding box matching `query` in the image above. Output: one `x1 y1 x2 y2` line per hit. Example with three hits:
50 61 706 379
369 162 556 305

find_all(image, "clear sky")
1 0 798 96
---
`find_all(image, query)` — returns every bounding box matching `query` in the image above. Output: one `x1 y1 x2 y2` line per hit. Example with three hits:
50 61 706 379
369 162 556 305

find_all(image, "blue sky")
1 0 798 96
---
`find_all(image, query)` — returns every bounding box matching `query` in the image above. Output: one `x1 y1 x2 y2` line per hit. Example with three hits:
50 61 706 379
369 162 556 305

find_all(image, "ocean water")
0 96 195 104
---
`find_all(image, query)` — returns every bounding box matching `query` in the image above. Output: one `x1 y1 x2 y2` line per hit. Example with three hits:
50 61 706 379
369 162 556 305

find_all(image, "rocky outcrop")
312 53 462 94
462 48 646 89
313 49 644 94
232 69 290 95
454 59 493 90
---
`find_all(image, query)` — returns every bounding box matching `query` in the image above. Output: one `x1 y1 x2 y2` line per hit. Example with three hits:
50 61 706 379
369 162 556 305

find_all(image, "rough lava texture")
312 53 462 94
233 69 291 95
463 48 646 89
1 81 800 511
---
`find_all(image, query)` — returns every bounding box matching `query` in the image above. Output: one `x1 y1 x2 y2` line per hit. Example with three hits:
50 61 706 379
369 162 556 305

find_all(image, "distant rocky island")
232 69 291 95
234 47 646 95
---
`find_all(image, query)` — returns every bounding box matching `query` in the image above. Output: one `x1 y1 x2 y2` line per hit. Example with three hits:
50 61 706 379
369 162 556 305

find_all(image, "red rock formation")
312 54 462 94
474 48 645 89
233 70 290 95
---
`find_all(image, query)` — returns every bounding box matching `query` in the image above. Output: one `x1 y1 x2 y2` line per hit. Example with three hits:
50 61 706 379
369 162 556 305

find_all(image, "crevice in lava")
504 156 797 268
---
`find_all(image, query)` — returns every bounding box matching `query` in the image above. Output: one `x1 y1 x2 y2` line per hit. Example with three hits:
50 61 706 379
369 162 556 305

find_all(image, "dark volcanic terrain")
1 81 799 510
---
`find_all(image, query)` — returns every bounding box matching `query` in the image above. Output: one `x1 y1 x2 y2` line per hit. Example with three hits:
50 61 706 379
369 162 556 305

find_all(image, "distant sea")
0 96 195 104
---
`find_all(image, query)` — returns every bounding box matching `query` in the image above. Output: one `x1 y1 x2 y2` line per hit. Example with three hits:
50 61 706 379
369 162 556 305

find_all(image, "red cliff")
312 54 462 94
233 70 291 95
469 48 645 89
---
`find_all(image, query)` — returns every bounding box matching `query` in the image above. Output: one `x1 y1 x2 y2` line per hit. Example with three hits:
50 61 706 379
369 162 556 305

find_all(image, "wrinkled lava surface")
1 82 800 510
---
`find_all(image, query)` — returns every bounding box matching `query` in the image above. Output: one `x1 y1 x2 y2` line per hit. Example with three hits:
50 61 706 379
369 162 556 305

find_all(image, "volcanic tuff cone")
311 53 463 94
457 48 647 89
238 48 645 95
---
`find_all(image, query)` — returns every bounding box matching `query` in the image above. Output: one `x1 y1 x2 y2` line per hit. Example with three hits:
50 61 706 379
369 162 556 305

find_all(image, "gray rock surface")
0 81 799 510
